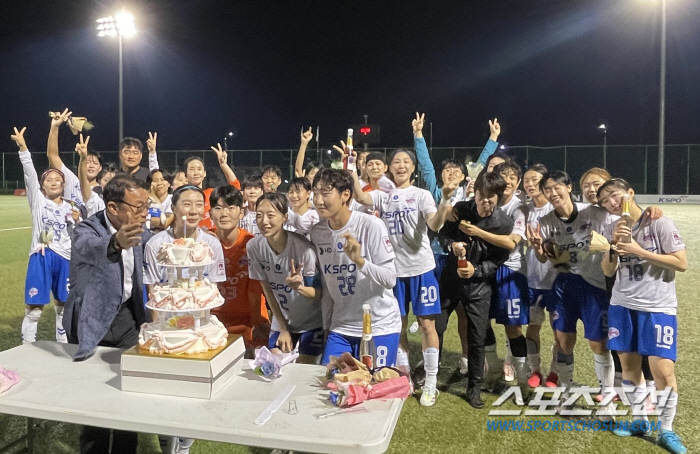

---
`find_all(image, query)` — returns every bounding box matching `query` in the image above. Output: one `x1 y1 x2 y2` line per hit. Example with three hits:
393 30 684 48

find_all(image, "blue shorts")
268 328 324 357
433 254 447 282
490 266 530 326
25 249 70 305
393 271 441 317
322 331 400 367
608 305 677 361
551 274 609 341
529 288 555 312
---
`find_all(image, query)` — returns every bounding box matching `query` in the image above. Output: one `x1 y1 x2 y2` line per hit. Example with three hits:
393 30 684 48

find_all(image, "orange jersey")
211 228 269 347
199 179 241 232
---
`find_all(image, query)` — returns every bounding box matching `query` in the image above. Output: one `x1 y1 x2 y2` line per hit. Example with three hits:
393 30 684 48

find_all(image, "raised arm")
147 132 160 171
350 169 374 206
211 143 238 183
75 134 94 203
426 176 458 232
476 118 501 167
295 127 313 178
13 127 40 208
47 108 71 170
412 113 440 202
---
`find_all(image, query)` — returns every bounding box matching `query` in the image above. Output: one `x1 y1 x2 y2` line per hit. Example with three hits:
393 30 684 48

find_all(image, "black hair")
474 172 507 202
147 168 172 187
118 137 143 152
365 152 387 165
389 149 416 166
304 161 323 175
485 151 510 171
289 177 312 193
262 165 282 178
493 160 522 180
210 185 244 209
441 158 466 175
183 156 205 172
525 163 548 176
103 174 149 205
256 191 288 214
86 149 102 164
96 162 118 182
312 169 354 205
597 178 632 201
171 184 205 206
539 170 572 192
241 175 264 191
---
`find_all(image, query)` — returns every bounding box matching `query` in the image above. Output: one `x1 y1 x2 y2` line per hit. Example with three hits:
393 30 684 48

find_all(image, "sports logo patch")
28 288 38 298
392 195 399 201
238 256 249 267
383 236 393 253
580 221 592 231
566 226 573 233
406 197 416 204
672 231 683 246
608 327 620 340
217 261 225 276
337 241 344 252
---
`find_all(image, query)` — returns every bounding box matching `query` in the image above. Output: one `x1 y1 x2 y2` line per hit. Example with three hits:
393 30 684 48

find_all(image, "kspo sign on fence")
634 195 700 205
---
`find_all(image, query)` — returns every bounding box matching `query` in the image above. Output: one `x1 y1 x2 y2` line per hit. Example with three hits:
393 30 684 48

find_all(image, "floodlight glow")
500 145 506 150
598 124 607 130
96 11 136 38
228 132 234 137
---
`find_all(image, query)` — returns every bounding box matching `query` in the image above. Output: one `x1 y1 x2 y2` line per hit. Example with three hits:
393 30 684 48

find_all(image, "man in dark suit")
63 174 151 454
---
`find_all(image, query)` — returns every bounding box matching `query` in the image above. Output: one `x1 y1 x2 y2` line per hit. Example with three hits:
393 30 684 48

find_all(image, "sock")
646 380 656 404
508 336 528 384
549 342 559 375
632 383 649 422
594 353 614 398
396 347 410 368
54 305 66 343
614 371 623 389
557 352 574 396
660 391 678 432
504 337 512 365
484 344 500 372
423 348 439 388
21 308 42 344
526 338 540 374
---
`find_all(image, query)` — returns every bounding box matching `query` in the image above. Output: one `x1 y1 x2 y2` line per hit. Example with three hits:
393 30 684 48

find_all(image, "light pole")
96 12 137 142
657 0 667 194
598 124 607 169
224 131 234 151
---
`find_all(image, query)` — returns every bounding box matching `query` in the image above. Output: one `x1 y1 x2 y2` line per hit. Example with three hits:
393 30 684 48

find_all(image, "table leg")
26 418 34 454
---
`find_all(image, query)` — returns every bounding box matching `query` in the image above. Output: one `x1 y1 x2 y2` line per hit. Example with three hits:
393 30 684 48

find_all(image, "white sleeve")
321 278 333 331
206 239 227 283
161 196 173 215
286 209 319 235
420 191 437 216
86 191 105 217
60 164 84 205
149 152 159 171
19 151 42 213
359 218 396 288
142 240 160 285
512 205 527 240
369 190 385 209
246 241 267 281
359 259 396 289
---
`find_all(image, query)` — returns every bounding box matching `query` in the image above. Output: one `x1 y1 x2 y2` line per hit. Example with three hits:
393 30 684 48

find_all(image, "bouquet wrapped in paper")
588 230 611 253
248 346 298 382
49 112 94 135
0 367 20 394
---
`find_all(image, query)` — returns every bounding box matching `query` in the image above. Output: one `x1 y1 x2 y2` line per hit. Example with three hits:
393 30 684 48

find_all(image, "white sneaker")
459 356 469 375
420 384 439 407
504 362 515 382
174 438 194 454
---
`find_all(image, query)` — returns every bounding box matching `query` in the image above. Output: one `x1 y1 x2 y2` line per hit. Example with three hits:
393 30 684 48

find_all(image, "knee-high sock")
484 326 500 372
557 352 574 397
549 342 559 375
526 338 540 374
423 348 439 388
594 352 614 398
509 335 528 385
660 391 678 432
21 308 42 344
504 337 512 365
646 380 656 404
396 347 410 368
54 305 66 343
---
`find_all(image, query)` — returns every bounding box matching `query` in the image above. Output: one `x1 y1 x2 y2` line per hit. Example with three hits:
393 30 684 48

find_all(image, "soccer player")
438 172 514 408
294 127 323 183
171 170 188 191
14 126 77 344
352 148 456 406
580 167 611 205
247 192 324 364
528 170 616 418
522 164 559 387
356 149 371 187
146 169 173 231
598 179 687 453
285 177 320 238
361 152 396 193
208 185 270 352
262 165 283 192
309 169 402 372
239 175 264 235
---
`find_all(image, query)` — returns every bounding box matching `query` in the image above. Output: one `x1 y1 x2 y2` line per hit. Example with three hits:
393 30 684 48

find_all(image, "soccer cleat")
657 430 687 454
594 392 620 403
459 356 469 375
613 425 650 437
544 371 559 388
596 402 616 422
420 384 439 407
504 362 515 382
527 370 543 388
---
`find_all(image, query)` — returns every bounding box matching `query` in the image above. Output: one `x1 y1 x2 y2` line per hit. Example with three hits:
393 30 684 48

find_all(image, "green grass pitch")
0 195 697 453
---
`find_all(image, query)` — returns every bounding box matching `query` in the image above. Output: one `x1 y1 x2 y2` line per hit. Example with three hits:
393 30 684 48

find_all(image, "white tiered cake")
138 238 228 355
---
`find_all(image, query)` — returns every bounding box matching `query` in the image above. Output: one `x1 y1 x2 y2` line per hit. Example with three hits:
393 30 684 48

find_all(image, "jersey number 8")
337 276 356 296
654 324 674 346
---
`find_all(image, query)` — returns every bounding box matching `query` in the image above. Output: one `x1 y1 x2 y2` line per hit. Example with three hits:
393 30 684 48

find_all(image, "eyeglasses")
116 199 151 213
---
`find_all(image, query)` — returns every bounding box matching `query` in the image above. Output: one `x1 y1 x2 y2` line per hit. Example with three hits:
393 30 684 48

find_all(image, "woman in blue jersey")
598 179 687 453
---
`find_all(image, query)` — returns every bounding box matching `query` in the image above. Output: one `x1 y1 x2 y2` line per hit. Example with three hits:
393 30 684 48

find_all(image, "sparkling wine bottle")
360 304 376 369
345 128 356 172
619 194 632 243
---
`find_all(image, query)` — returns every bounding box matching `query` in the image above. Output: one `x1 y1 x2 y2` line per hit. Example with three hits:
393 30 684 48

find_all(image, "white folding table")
0 342 403 454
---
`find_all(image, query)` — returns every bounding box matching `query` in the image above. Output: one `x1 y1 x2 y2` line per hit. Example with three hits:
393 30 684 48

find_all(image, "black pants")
80 299 140 454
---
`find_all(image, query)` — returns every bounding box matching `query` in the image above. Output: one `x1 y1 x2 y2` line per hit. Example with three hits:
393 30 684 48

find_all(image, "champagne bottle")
619 194 632 243
345 128 356 172
458 255 469 269
360 304 376 369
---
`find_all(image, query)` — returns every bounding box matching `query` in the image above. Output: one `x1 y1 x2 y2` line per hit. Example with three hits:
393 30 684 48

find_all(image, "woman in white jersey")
14 127 77 344
598 179 687 453
522 164 560 388
285 177 320 238
528 170 616 419
240 175 264 235
247 192 324 364
294 127 323 183
146 169 173 231
352 148 456 407
309 169 402 371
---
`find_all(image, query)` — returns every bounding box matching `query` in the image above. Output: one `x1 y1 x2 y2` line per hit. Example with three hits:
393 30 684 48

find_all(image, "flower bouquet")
0 367 20 394
248 347 299 382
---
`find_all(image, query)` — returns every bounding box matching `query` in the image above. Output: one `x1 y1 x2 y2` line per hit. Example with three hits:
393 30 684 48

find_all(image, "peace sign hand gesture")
286 259 304 290
412 112 425 135
75 133 90 158
489 118 501 141
210 143 228 166
51 108 72 128
11 127 28 152
147 132 157 153
526 223 543 254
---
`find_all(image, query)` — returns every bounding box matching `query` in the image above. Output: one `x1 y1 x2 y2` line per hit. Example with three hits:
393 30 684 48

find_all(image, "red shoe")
544 371 559 388
528 370 543 388
594 393 620 403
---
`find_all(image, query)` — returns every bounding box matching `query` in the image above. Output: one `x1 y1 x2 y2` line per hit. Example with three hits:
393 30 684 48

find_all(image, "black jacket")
438 200 513 299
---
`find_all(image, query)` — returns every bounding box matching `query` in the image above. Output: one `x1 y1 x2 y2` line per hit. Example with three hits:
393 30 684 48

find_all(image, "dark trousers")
80 299 140 454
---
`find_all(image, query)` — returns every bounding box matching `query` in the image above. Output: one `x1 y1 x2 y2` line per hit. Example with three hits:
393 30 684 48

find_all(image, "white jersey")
539 203 614 290
143 228 226 285
285 208 320 238
85 191 105 217
22 152 74 260
247 232 323 333
604 216 685 315
370 186 437 277
350 198 375 215
60 164 86 211
240 208 260 235
500 191 527 273
310 211 401 337
150 194 173 215
526 201 557 289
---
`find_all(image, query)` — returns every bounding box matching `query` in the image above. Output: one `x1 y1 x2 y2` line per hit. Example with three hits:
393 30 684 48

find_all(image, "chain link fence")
2 144 699 194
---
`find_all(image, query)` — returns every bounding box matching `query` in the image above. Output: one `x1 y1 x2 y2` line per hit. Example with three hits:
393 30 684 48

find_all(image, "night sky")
1 0 699 154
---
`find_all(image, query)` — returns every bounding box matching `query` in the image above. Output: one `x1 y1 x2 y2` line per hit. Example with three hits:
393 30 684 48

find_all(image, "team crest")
392 195 399 201
566 226 573 233
217 261 225 276
580 221 592 231
608 327 620 340
383 236 393 253
672 232 683 245
28 288 38 297
406 197 416 204
337 241 344 252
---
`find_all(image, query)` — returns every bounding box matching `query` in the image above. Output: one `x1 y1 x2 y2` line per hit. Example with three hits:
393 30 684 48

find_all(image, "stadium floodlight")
598 124 606 131
598 124 608 168
96 11 137 142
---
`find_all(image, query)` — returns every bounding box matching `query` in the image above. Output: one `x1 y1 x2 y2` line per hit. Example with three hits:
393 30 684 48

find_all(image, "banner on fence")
635 195 700 205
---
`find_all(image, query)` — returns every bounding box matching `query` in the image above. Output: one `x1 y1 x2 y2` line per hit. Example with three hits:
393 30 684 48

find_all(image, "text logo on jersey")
318 246 332 255
323 263 357 275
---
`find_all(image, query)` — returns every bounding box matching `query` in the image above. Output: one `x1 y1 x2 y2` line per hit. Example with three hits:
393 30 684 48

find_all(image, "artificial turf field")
0 194 697 454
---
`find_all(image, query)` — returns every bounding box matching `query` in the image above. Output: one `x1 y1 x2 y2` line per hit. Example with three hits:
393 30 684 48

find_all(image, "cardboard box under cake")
121 335 245 399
